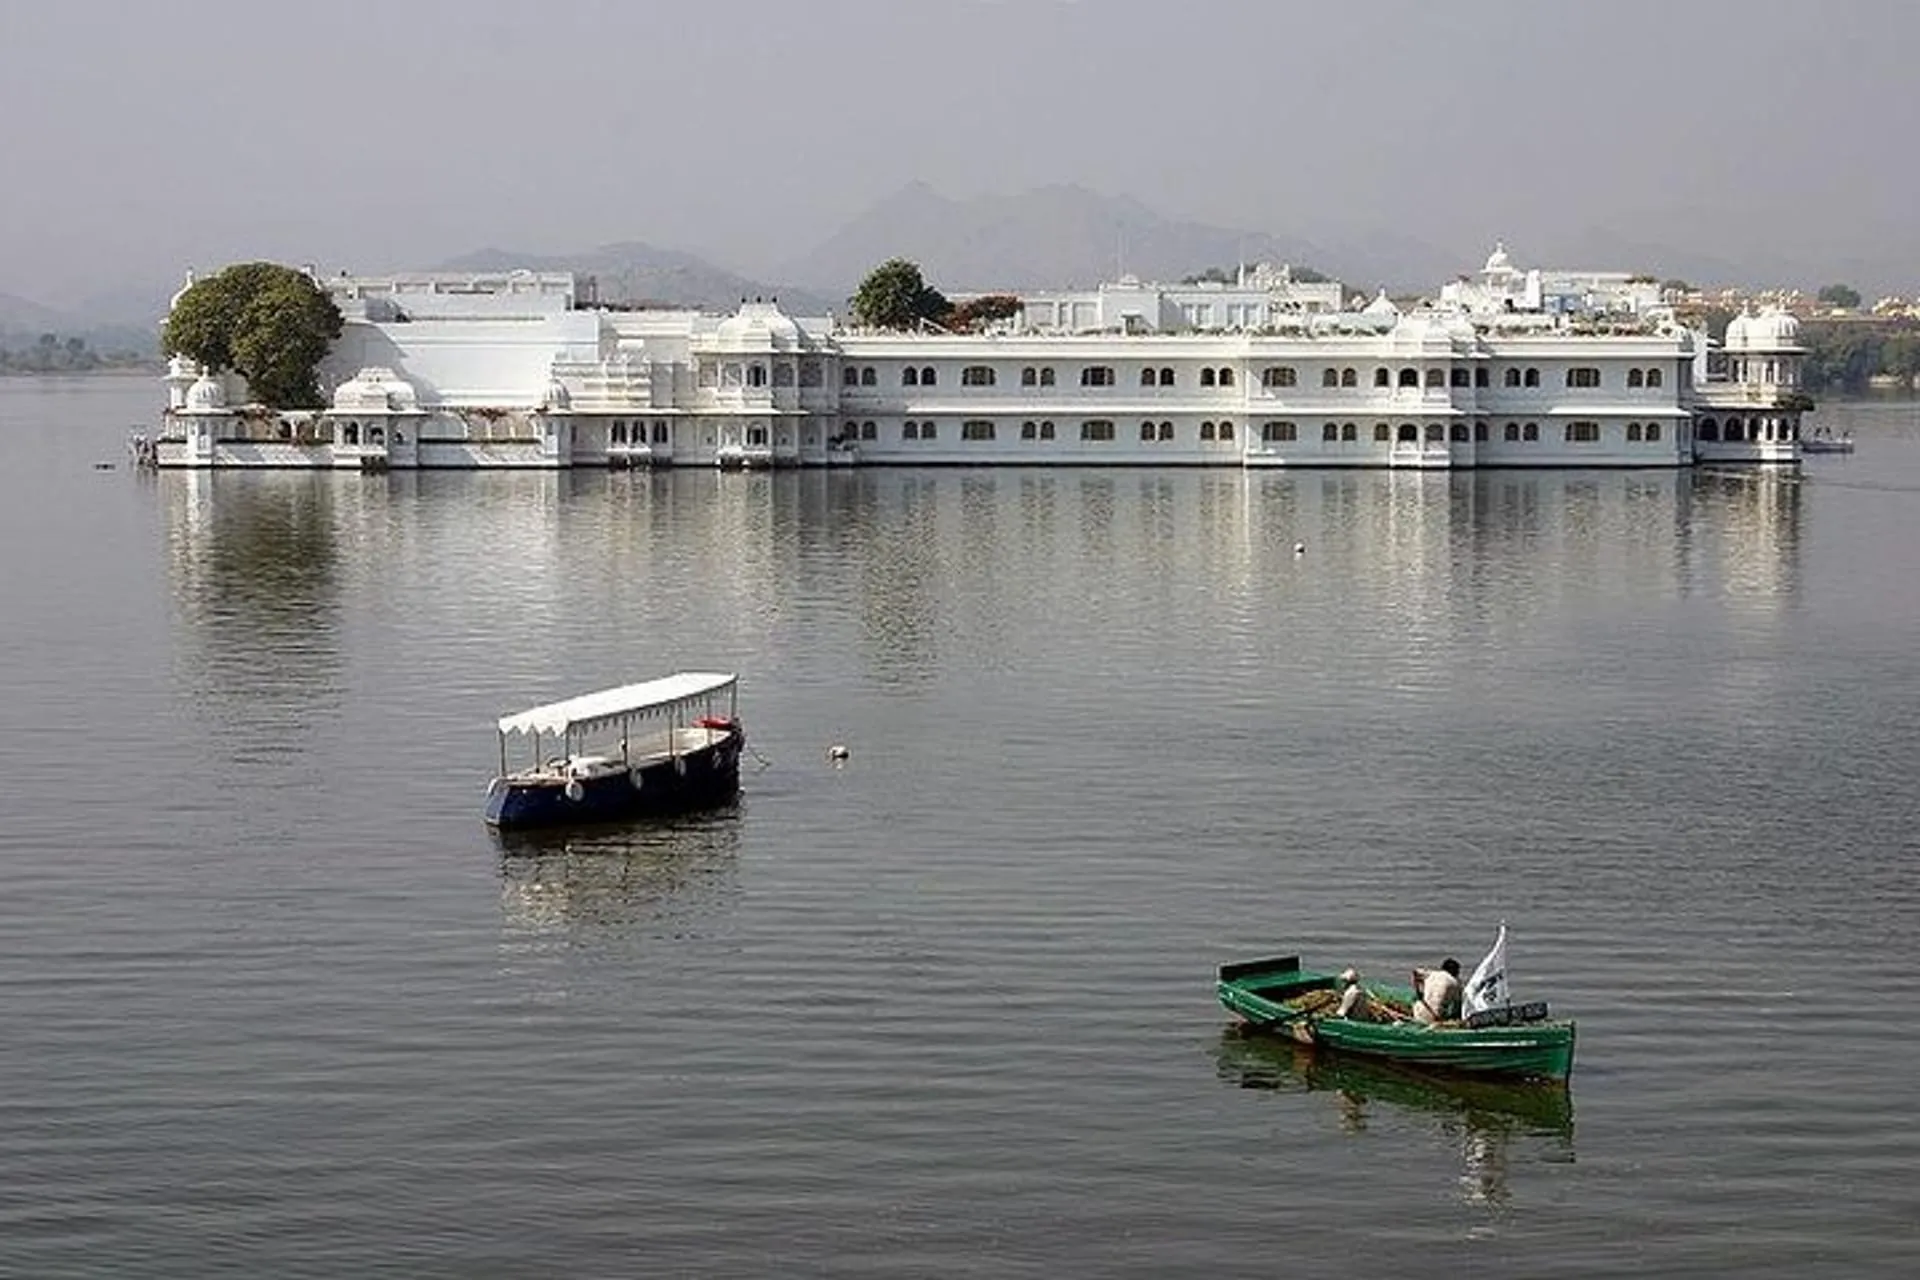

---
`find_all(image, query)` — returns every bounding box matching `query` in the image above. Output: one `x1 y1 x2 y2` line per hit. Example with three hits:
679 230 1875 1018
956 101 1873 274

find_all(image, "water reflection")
1213 1030 1574 1208
494 807 744 937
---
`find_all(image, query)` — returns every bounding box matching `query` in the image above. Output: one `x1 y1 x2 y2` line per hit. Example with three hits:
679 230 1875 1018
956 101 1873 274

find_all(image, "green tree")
162 262 342 407
850 258 950 330
1817 282 1862 310
946 293 1021 332
1661 278 1694 294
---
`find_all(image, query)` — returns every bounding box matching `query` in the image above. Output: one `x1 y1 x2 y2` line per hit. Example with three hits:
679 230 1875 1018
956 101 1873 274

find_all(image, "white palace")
154 244 1808 471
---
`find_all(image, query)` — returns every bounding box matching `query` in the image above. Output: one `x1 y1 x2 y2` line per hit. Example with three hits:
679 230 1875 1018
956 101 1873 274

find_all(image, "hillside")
434 242 836 315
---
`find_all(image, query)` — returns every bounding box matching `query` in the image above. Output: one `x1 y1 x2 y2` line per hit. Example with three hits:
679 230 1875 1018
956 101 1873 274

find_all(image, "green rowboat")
1216 953 1576 1081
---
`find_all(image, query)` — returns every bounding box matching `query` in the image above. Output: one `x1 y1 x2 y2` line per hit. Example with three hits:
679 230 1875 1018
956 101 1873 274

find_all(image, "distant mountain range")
6 182 1909 349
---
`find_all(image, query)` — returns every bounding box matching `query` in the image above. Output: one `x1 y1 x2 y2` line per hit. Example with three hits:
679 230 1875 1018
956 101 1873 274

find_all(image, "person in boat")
1335 967 1373 1022
1410 957 1462 1025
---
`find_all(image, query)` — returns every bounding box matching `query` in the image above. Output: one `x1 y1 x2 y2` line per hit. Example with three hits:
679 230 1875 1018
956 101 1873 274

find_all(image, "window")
773 363 794 386
1021 420 1037 440
1426 369 1445 387
1262 366 1297 388
1697 418 1719 441
1342 368 1358 387
1200 420 1217 441
1504 422 1519 442
1141 368 1158 387
962 366 996 387
1322 422 1339 442
1397 423 1418 443
1426 424 1444 442
1627 369 1645 389
923 421 939 440
1374 422 1390 442
1565 421 1600 443
1451 423 1470 442
1474 421 1488 442
843 366 860 387
747 364 767 387
1080 419 1115 442
919 366 937 386
1451 368 1469 387
611 420 627 444
800 361 821 387
1218 421 1234 441
654 421 670 444
1022 367 1038 387
1040 420 1056 440
1627 421 1643 441
1342 422 1357 442
1725 418 1745 442
903 367 919 387
1040 367 1056 387
1200 368 1216 388
1158 367 1175 387
1398 368 1419 388
1140 420 1157 441
1646 367 1664 388
1322 368 1339 388
1218 367 1235 387
861 421 877 440
1646 422 1662 442
1081 366 1115 387
1503 368 1521 387
1157 421 1172 440
1262 421 1297 443
962 420 995 441
1374 368 1391 387
903 420 920 440
1522 422 1539 441
746 425 767 446
1475 368 1490 387
1566 367 1600 388
1524 368 1540 387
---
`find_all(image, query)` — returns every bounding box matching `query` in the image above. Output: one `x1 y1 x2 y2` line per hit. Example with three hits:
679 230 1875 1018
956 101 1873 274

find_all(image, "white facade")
154 249 1808 471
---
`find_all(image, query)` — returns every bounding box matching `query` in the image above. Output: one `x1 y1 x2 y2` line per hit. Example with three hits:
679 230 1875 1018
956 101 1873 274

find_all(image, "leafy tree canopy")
850 259 951 331
946 294 1022 333
1817 282 1862 310
162 262 343 408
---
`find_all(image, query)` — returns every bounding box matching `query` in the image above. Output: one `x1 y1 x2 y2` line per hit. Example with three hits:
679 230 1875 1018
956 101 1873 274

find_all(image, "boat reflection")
493 807 743 936
1213 1030 1575 1207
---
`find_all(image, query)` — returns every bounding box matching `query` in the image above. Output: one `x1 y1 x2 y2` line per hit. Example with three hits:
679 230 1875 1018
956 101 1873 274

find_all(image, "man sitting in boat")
1410 958 1462 1025
1334 968 1375 1022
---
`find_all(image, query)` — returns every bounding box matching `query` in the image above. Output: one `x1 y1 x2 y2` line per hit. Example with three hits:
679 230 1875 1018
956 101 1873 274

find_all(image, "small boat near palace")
1801 428 1854 454
484 672 744 830
1215 952 1576 1081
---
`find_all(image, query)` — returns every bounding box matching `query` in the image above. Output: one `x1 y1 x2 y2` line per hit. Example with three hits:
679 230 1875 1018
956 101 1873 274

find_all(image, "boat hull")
484 730 742 830
1216 954 1576 1081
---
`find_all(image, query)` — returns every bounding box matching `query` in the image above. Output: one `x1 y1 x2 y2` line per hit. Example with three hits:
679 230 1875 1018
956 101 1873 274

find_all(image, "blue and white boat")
484 672 744 830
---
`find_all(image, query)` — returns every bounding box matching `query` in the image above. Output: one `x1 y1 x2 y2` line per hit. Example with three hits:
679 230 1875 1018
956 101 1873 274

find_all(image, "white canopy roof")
497 671 736 738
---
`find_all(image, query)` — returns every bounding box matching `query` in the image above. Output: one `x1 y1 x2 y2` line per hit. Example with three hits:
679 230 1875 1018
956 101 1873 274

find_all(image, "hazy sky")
3 0 1916 304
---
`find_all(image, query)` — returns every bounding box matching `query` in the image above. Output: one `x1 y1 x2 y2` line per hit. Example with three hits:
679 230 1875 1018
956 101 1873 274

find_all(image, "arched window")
1524 368 1540 387
1627 422 1643 441
902 367 918 387
1646 422 1662 442
920 367 937 386
962 366 995 387
343 422 359 445
962 420 995 441
843 366 860 387
1450 423 1469 442
1158 421 1173 440
1473 420 1488 442
1374 368 1391 387
748 364 767 387
1522 422 1539 441
1040 420 1055 439
1425 423 1444 442
1262 421 1297 443
1218 368 1235 387
1725 418 1746 442
861 367 877 386
1397 423 1418 442
1426 369 1445 387
1200 420 1217 441
1504 368 1521 387
1373 423 1390 442
1342 368 1358 387
1200 368 1216 388
1081 366 1114 387
1217 421 1235 441
1627 368 1645 388
1566 367 1600 388
1158 367 1175 386
747 425 768 446
1503 422 1519 442
1342 422 1357 441
1646 367 1664 387
1322 368 1339 388
1022 366 1038 387
1021 420 1037 440
1079 419 1115 442
1140 368 1157 387
1475 368 1490 387
1140 420 1157 441
1262 366 1297 388
1451 368 1469 387
1322 422 1339 441
903 420 919 440
1398 368 1419 388
1698 417 1719 441
1040 367 1056 387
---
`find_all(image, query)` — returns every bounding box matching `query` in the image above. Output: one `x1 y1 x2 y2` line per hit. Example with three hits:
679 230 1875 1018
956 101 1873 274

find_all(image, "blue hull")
485 733 742 830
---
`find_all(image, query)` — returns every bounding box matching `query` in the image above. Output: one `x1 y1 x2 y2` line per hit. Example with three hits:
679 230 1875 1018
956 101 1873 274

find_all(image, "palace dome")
331 367 419 412
716 300 801 350
543 377 572 410
1483 241 1514 274
184 373 227 412
1722 308 1755 350
1745 306 1802 349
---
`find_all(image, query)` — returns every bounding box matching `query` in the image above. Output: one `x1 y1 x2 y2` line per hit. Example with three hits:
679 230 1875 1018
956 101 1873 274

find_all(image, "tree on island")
1817 283 1862 310
162 262 342 408
850 259 951 330
1181 264 1331 285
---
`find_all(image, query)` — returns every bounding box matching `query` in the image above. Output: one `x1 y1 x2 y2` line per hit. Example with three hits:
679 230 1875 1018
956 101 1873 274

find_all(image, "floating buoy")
1293 542 1306 555
93 462 116 471
827 744 850 762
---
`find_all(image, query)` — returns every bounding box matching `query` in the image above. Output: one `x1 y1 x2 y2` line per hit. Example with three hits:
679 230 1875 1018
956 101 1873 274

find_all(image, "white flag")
1463 924 1510 1017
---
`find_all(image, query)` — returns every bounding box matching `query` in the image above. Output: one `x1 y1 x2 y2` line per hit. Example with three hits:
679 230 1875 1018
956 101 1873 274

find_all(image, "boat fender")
673 757 687 777
563 779 584 802
629 767 646 791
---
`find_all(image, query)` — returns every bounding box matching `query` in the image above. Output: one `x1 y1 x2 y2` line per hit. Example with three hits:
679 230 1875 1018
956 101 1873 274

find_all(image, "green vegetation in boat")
1215 928 1575 1081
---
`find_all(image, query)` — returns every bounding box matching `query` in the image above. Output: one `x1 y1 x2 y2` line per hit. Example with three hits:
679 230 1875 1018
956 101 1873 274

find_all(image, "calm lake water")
3 379 1918 1277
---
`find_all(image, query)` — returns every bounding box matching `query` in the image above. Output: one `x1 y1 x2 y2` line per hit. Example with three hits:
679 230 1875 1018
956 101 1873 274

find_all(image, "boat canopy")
497 672 736 739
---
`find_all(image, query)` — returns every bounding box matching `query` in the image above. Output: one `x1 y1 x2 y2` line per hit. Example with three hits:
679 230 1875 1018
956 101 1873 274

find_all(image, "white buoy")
1293 542 1306 555
827 744 850 762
